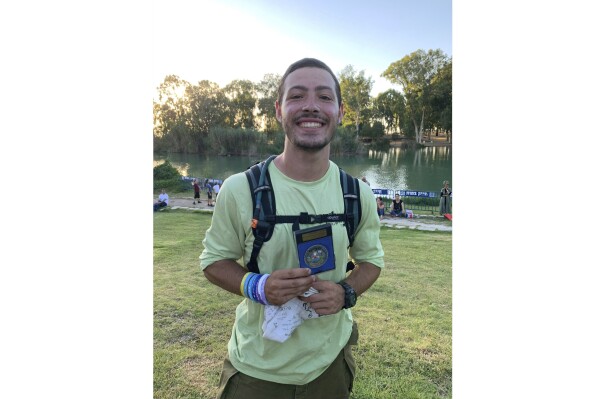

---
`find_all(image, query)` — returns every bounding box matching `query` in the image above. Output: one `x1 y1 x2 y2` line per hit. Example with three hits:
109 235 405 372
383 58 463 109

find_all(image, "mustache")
292 113 330 124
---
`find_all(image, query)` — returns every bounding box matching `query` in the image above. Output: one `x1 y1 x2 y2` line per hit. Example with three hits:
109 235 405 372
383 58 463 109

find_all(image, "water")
153 146 452 193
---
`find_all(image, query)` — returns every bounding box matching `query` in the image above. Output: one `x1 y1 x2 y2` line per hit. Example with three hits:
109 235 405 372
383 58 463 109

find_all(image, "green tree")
256 73 281 134
372 89 406 134
153 75 191 151
429 60 452 142
179 80 228 152
223 79 257 129
360 121 386 139
382 49 449 143
338 65 373 136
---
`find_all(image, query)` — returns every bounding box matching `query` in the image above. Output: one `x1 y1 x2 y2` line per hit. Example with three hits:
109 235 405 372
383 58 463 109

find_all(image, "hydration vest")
244 155 362 274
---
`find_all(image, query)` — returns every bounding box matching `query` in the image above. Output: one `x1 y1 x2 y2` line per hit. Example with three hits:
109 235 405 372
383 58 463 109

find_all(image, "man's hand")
299 279 344 315
264 268 316 306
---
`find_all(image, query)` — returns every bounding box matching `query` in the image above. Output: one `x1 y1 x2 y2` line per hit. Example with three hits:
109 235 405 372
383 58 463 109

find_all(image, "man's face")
275 67 343 151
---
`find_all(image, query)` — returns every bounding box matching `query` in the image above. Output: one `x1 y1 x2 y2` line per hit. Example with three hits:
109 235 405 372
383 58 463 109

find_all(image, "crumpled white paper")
262 287 320 342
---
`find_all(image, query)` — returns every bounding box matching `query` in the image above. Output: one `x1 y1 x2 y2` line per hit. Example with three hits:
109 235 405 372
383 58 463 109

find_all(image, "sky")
152 0 452 96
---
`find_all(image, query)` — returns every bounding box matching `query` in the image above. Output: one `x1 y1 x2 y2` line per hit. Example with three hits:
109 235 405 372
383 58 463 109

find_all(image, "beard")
283 113 337 152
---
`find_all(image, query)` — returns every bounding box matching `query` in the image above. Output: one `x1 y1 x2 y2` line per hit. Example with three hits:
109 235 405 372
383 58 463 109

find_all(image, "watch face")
348 290 357 305
342 283 357 308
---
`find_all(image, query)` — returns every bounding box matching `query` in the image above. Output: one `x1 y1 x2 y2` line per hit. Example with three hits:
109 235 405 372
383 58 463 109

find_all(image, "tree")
429 60 452 142
186 80 227 134
181 80 228 152
256 73 281 134
382 49 449 143
223 79 257 129
153 75 190 139
338 65 373 136
372 89 406 134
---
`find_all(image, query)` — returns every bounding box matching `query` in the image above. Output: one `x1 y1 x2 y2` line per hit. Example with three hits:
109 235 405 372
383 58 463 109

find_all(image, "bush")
361 121 385 139
265 130 285 154
153 160 182 192
402 197 439 207
331 126 365 155
207 127 268 156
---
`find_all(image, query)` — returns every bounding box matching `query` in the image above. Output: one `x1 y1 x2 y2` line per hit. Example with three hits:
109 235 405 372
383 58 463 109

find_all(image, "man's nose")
301 95 320 112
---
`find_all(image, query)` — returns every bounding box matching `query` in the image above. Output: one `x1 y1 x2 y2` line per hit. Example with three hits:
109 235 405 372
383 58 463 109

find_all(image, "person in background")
376 196 385 220
200 58 384 398
361 176 370 186
439 180 452 215
213 182 220 200
192 178 201 205
153 188 169 212
206 183 214 207
390 193 405 217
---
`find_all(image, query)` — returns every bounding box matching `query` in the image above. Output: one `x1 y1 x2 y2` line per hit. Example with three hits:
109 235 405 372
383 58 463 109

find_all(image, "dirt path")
165 196 452 232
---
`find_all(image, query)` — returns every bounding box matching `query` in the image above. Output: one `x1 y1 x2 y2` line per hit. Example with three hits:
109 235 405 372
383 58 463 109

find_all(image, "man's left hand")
299 279 344 315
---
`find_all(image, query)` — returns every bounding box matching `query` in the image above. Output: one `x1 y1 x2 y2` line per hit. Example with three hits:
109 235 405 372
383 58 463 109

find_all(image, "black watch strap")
339 281 357 309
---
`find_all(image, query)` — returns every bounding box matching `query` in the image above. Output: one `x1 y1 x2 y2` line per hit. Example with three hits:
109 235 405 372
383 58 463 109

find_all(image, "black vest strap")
246 155 277 274
244 156 361 274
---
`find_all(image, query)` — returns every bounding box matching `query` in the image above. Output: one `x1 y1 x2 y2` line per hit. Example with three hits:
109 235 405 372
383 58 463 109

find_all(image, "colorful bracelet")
240 272 250 296
256 273 270 305
240 272 270 305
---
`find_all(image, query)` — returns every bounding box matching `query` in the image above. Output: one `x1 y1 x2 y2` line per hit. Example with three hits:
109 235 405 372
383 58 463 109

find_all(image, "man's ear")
338 102 344 124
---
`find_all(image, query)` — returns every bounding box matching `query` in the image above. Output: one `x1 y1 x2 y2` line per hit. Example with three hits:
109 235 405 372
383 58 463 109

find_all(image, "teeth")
299 122 322 128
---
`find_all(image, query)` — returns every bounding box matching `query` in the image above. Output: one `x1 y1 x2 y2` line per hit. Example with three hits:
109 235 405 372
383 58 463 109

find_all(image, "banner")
371 188 391 196
399 190 437 198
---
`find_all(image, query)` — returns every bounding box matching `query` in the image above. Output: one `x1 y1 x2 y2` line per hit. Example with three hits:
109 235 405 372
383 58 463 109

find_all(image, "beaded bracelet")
239 272 271 305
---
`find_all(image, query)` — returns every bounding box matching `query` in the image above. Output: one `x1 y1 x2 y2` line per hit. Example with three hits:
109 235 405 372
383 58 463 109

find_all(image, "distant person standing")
193 178 201 205
154 189 169 212
213 182 220 200
361 176 370 186
439 180 452 215
206 184 214 207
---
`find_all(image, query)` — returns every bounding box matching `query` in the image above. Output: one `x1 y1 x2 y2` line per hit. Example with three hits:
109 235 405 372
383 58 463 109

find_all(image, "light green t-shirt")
200 160 384 385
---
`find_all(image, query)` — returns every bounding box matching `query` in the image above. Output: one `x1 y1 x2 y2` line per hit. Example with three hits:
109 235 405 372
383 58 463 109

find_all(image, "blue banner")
399 190 437 198
371 188 391 196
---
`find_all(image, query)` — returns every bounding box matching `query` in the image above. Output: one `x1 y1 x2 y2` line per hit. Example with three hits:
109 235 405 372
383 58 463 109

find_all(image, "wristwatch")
338 281 357 309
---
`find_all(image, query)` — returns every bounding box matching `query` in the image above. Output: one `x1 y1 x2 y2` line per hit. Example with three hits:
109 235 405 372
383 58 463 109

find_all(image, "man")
439 180 452 215
153 188 169 212
192 178 201 204
206 183 214 207
390 193 405 217
200 58 384 398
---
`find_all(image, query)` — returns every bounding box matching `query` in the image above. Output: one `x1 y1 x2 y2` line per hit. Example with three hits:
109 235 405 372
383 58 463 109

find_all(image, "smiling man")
200 58 384 399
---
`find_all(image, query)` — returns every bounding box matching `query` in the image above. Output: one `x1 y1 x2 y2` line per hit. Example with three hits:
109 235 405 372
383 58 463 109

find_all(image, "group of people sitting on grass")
376 193 413 220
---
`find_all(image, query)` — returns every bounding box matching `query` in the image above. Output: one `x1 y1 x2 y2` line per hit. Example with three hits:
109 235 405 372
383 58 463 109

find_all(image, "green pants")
217 322 359 399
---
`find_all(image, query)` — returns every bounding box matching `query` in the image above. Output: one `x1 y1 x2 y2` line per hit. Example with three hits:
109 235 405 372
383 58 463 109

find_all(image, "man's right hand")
264 268 316 306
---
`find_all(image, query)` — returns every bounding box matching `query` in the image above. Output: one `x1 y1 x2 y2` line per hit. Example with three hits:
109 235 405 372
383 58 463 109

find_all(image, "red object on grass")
444 213 452 221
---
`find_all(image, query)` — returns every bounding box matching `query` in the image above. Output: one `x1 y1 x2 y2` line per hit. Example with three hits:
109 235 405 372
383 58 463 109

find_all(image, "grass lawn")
154 209 452 398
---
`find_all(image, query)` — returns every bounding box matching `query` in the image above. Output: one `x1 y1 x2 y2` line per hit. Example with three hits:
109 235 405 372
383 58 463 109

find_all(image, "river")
153 146 451 193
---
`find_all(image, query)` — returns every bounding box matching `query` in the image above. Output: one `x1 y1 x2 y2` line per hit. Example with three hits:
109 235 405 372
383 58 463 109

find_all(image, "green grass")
154 210 452 398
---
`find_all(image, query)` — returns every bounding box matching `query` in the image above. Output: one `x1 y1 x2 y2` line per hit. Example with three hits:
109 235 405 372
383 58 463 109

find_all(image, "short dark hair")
277 58 342 107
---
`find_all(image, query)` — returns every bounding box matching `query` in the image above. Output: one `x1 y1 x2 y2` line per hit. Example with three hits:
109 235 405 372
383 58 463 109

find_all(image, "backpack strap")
245 157 363 274
339 169 361 248
340 169 361 273
245 155 277 274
